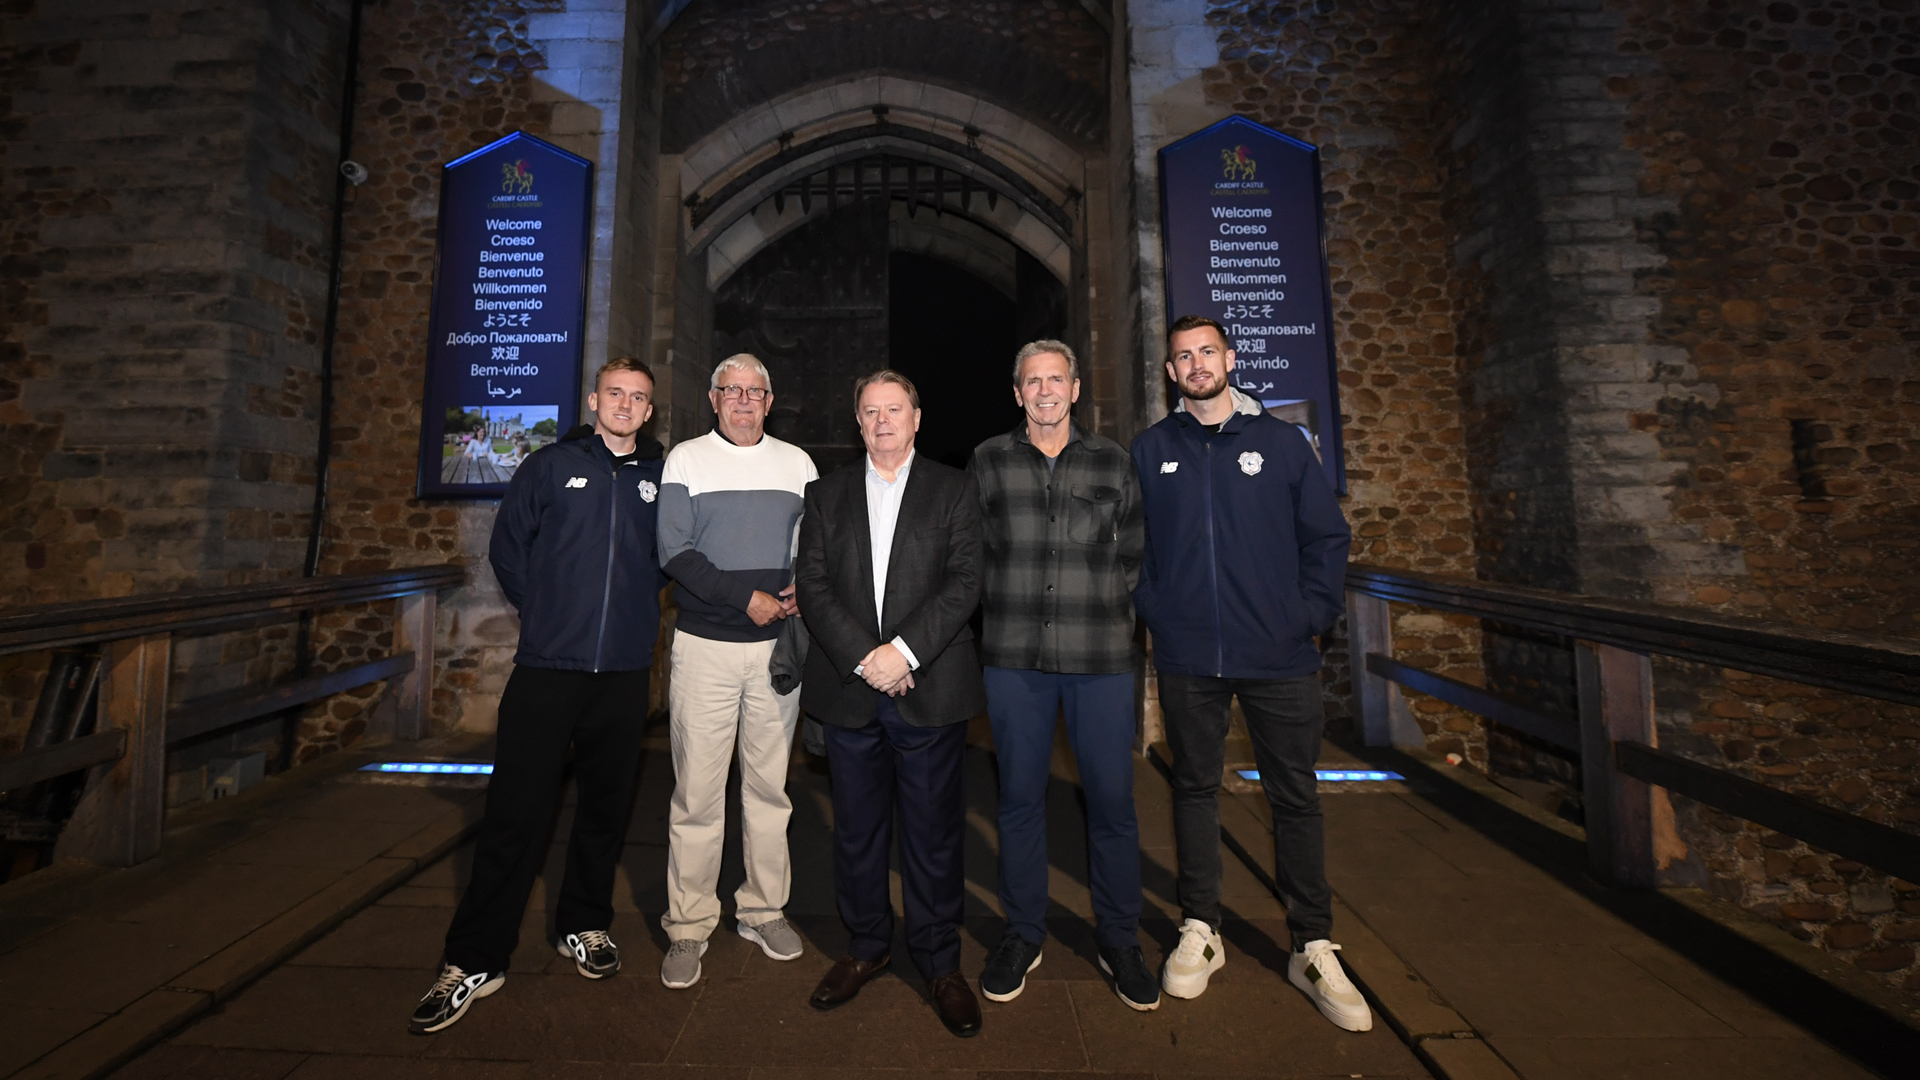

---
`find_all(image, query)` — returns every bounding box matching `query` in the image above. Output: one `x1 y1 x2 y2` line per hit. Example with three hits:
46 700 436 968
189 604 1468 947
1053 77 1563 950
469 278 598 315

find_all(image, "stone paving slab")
0 739 491 1080
1213 741 1891 1080
111 721 1427 1080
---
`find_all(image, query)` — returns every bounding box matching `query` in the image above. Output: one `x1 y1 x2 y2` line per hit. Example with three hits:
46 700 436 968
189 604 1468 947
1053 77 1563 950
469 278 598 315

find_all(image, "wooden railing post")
393 590 436 740
53 633 171 867
1576 639 1656 888
1347 589 1422 747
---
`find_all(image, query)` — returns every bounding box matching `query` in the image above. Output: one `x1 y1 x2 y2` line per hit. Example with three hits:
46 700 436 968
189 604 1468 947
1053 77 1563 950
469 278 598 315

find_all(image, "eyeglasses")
716 384 769 402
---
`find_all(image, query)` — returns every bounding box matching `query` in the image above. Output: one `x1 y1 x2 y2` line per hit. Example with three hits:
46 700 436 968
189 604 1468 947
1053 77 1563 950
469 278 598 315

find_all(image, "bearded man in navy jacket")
408 357 667 1035
1131 316 1371 1034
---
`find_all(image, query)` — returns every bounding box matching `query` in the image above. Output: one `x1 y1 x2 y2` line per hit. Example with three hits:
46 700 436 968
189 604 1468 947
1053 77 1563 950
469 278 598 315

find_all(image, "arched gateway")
625 2 1138 466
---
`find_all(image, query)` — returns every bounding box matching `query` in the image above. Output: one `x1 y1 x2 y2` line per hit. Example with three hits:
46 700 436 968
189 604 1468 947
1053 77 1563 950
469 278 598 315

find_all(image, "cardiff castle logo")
501 159 534 194
1221 145 1257 181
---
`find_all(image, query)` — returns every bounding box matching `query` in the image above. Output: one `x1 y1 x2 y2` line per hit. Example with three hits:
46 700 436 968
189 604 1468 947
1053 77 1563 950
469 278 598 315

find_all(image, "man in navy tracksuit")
1131 316 1371 1033
409 358 666 1034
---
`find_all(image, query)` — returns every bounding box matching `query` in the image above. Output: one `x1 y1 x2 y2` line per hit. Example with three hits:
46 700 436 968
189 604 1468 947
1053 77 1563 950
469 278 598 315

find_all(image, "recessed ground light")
1236 769 1405 782
361 762 493 775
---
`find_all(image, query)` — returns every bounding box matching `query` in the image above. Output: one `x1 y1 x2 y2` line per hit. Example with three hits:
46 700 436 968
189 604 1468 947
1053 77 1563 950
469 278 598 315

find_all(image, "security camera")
340 160 370 187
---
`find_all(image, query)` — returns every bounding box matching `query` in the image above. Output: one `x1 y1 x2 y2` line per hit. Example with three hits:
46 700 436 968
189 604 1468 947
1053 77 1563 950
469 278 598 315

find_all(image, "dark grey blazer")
794 455 986 728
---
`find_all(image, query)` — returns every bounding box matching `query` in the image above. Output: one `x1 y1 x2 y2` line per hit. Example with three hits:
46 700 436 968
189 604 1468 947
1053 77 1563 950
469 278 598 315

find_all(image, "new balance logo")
1160 461 1179 474
565 477 588 489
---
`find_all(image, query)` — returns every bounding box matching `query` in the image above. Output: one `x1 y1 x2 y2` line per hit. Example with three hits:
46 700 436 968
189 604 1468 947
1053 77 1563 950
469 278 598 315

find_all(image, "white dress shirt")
859 450 921 673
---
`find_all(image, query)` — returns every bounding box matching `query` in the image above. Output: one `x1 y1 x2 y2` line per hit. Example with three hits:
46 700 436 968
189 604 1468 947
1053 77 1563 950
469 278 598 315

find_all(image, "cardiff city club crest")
1239 451 1264 476
1220 144 1257 181
501 158 534 194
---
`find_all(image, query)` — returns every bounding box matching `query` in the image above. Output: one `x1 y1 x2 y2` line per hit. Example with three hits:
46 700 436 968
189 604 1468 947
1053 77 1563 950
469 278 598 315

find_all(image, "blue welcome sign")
416 132 592 498
1159 116 1344 492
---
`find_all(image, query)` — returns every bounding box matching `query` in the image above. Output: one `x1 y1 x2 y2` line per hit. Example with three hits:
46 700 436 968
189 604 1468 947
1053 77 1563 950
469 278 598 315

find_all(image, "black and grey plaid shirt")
969 422 1144 674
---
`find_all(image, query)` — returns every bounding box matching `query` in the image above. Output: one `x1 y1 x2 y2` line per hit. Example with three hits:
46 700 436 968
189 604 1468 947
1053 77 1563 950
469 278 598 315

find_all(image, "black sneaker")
408 963 505 1034
1099 945 1162 1012
557 929 621 978
979 932 1043 1002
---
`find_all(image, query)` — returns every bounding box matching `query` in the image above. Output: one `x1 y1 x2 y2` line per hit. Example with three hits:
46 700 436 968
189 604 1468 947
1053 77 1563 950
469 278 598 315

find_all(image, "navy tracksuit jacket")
489 426 667 672
1130 408 1351 680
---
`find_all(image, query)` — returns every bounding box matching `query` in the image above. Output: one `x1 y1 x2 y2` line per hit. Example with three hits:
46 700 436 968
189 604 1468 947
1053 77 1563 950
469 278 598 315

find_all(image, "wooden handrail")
1344 564 1920 890
1347 563 1920 707
0 566 462 867
0 565 466 657
1614 741 1920 885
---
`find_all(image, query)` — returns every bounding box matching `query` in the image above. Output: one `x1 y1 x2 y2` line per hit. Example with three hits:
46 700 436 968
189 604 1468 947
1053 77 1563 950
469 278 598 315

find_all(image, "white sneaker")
1288 939 1373 1031
1160 918 1225 999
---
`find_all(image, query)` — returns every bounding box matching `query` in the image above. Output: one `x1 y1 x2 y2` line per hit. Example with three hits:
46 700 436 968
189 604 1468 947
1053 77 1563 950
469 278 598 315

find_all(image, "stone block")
1166 25 1222 68
725 104 785 157
1129 0 1211 32
547 100 604 137
575 64 623 104
526 11 597 40
531 67 581 100
876 75 925 111
1541 196 1618 224
683 128 746 189
540 36 621 73
1607 296 1663 325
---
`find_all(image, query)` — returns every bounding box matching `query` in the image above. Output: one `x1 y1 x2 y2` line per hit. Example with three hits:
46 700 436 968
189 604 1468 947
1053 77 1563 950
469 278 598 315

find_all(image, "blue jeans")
984 667 1141 949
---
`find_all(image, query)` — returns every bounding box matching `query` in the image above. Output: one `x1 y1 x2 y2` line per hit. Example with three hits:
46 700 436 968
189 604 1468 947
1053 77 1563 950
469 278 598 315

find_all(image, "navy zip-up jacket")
490 425 667 672
1130 406 1351 680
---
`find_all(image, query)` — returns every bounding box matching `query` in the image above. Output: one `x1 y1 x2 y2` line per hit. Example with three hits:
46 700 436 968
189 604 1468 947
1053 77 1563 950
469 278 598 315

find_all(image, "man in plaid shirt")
968 340 1157 1013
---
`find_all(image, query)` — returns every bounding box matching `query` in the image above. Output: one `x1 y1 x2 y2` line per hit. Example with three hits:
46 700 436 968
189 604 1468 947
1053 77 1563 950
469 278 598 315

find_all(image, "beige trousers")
661 631 801 941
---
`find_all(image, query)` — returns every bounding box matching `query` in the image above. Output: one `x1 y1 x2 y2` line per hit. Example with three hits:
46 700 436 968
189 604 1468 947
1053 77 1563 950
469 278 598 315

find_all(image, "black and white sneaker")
408 963 504 1034
557 929 621 978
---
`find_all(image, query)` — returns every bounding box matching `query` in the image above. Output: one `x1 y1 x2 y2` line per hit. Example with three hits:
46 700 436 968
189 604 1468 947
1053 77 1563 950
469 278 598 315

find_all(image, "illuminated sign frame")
1158 115 1346 493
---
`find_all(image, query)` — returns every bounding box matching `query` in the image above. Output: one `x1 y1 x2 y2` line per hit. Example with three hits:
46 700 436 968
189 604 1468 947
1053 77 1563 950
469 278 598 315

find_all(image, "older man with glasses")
656 353 818 989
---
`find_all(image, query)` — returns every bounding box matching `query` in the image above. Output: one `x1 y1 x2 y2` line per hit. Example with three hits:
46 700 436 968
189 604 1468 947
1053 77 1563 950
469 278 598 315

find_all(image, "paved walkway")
0 743 487 1080
112 719 1424 1079
1212 741 1903 1080
2 712 1903 1080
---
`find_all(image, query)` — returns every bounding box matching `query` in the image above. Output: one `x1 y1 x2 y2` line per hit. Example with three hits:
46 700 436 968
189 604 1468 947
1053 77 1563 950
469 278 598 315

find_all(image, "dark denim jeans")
984 666 1141 949
1159 672 1331 944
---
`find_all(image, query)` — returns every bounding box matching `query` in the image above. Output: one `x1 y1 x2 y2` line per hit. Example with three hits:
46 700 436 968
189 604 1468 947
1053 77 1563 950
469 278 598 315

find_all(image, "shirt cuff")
890 635 921 671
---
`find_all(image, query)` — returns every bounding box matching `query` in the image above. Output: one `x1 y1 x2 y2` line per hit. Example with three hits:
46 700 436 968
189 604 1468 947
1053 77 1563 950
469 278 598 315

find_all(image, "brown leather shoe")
810 954 890 1011
927 971 982 1038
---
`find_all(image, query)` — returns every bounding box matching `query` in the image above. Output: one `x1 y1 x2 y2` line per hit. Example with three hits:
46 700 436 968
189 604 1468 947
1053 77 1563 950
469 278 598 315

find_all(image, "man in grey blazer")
794 369 986 1037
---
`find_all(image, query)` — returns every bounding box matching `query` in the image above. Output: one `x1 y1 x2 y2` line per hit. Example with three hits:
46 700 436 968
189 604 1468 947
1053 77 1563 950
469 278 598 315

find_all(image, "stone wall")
0 0 354 757
1426 0 1920 993
308 0 660 745
0 0 659 763
1190 0 1487 759
1608 0 1920 993
657 0 1110 153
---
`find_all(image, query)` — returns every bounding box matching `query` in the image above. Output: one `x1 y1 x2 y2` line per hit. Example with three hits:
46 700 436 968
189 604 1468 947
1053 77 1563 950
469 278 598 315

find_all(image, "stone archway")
651 73 1105 447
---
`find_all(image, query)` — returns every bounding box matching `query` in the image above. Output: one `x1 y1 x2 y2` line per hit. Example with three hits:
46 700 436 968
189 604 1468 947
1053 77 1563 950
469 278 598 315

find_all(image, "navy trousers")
823 697 968 979
983 666 1141 949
